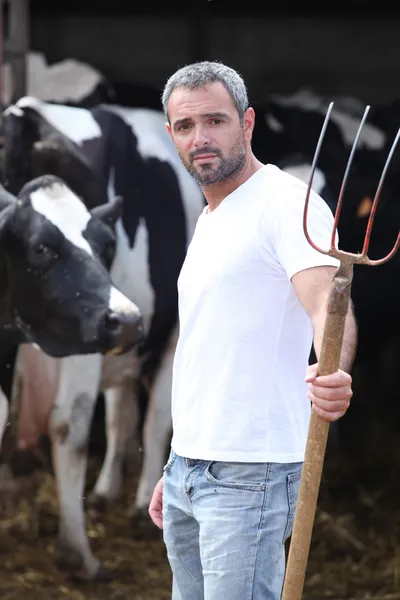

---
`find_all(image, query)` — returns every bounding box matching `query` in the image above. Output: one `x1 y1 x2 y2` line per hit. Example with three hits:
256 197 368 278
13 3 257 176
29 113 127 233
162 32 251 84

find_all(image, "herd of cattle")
0 52 398 581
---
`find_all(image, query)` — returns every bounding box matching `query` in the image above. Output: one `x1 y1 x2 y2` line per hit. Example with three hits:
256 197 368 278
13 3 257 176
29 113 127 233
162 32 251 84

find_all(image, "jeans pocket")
163 449 177 475
282 468 302 543
205 461 267 492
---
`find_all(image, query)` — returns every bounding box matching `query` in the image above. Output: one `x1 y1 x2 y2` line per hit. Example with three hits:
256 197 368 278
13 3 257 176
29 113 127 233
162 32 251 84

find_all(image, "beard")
180 131 247 186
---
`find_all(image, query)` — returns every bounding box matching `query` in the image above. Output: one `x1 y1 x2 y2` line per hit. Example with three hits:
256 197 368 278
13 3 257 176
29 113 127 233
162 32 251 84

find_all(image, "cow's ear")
0 186 17 244
0 203 15 244
90 196 123 228
0 185 17 212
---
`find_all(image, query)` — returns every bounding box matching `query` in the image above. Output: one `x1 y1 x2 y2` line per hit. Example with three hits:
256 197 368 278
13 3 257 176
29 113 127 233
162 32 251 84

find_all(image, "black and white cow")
2 51 114 108
0 173 142 359
258 89 400 188
1 95 205 580
255 91 400 457
0 172 144 454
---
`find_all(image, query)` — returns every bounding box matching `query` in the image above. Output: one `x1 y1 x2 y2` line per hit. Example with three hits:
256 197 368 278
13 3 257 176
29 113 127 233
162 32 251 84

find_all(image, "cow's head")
0 174 143 357
1 97 109 208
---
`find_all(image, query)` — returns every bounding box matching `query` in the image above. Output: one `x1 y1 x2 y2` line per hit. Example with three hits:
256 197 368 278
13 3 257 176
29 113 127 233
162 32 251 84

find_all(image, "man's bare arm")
291 265 358 374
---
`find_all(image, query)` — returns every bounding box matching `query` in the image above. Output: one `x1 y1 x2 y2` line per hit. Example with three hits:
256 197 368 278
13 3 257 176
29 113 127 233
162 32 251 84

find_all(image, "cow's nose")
103 309 145 354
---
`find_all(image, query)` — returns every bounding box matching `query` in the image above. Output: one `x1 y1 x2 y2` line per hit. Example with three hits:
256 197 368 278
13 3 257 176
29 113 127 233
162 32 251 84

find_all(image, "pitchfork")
281 102 400 600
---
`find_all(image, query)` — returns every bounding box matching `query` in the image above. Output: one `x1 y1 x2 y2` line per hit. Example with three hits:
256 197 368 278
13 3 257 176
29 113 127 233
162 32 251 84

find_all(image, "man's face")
167 82 252 186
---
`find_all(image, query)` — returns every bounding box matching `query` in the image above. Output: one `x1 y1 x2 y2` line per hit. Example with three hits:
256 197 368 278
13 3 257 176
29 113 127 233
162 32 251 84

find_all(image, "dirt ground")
1 420 400 600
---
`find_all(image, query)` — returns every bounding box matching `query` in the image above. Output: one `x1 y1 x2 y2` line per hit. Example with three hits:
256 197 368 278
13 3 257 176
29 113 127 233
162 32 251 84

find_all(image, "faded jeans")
162 450 303 600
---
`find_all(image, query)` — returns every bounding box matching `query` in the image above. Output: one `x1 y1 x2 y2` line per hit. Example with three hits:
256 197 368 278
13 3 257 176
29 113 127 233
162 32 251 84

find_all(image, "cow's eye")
101 239 116 267
33 244 59 261
106 239 116 258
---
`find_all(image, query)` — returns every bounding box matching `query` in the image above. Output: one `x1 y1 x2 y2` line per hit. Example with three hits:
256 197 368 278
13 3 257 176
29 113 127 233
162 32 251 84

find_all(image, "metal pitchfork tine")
281 102 400 600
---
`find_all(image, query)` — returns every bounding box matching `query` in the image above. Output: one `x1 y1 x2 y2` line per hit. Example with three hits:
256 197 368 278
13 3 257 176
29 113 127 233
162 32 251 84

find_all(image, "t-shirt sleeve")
260 180 340 280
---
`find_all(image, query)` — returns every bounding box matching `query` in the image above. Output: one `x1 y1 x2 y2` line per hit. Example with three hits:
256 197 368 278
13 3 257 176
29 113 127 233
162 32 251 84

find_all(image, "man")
149 61 356 600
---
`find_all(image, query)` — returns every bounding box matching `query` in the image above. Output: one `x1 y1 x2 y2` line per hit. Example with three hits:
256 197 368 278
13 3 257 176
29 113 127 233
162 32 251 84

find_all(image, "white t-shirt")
171 164 340 463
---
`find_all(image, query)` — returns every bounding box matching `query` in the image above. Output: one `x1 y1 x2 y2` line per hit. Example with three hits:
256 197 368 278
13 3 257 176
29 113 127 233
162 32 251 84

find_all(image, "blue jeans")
162 450 303 600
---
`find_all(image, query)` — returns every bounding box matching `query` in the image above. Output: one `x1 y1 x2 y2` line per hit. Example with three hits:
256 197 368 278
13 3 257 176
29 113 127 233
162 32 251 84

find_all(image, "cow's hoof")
54 542 84 572
68 564 113 584
55 540 112 583
130 506 162 541
86 492 113 521
9 449 45 477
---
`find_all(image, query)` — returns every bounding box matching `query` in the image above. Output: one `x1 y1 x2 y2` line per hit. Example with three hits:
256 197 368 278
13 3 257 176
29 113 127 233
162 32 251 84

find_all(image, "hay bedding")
0 427 399 600
0 464 172 600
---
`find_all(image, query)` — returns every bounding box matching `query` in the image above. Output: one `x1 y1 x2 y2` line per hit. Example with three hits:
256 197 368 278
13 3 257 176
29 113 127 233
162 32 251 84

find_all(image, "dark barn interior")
0 1 400 598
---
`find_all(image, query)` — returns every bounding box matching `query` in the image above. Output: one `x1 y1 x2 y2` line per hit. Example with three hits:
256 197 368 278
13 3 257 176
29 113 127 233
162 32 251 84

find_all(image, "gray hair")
161 61 249 123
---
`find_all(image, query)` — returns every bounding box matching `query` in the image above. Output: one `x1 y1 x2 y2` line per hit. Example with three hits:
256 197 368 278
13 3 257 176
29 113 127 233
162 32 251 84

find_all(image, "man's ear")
90 196 124 228
243 106 256 141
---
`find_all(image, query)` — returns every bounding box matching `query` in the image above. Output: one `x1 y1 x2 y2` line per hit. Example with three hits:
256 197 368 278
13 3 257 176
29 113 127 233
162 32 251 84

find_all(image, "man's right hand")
148 476 164 529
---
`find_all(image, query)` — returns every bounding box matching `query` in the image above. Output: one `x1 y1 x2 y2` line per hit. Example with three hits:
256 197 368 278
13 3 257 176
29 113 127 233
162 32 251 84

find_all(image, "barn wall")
30 15 400 105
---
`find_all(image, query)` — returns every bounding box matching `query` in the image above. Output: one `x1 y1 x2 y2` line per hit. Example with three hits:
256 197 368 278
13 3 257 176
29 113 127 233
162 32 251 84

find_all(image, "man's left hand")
305 363 352 422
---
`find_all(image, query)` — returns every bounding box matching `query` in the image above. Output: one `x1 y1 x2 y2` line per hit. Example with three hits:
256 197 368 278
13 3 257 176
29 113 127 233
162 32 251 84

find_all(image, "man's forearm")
311 300 358 374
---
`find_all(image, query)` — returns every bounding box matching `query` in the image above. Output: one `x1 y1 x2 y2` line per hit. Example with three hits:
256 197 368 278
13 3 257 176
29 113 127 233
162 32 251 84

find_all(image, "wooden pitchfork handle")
281 259 352 600
281 102 400 600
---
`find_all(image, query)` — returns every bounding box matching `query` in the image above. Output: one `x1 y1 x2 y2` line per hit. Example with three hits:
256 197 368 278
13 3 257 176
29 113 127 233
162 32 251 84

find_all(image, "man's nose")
193 127 211 147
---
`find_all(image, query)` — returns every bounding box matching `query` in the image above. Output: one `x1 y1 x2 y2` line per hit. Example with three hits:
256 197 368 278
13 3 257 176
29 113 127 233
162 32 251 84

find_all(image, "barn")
0 1 400 599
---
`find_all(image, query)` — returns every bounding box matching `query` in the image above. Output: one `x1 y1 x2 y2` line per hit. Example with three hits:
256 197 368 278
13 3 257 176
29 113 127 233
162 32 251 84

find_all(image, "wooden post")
0 0 3 106
5 0 29 102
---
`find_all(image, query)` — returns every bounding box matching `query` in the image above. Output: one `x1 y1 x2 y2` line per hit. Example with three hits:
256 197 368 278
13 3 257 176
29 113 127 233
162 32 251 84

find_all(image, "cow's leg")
2 345 60 476
49 354 108 582
88 378 139 511
0 384 25 516
129 328 177 534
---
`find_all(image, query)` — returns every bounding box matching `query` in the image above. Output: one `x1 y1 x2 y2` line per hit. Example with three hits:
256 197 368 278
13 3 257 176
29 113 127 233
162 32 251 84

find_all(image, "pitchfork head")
304 102 400 266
